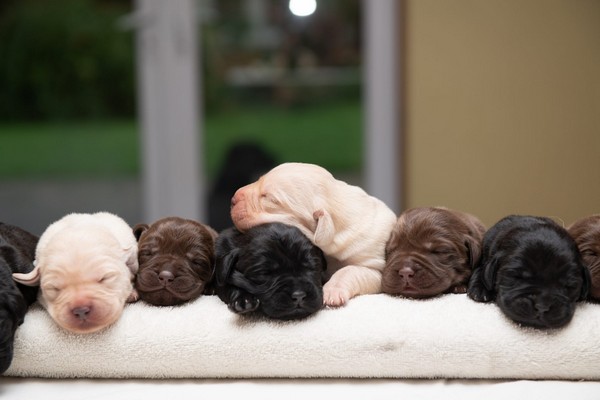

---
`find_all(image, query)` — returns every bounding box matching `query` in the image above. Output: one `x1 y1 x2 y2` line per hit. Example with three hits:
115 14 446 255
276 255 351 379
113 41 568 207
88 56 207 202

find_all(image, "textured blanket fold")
5 294 600 379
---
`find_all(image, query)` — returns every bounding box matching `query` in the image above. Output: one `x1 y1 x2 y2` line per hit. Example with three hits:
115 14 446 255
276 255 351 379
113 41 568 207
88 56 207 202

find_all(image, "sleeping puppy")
214 222 327 320
230 162 397 307
382 207 485 298
467 215 590 329
567 215 600 300
133 217 218 306
0 223 39 374
13 212 138 334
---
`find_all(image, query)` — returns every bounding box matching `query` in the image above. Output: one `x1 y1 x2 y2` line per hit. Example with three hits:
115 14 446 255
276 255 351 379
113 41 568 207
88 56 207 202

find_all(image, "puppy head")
217 223 326 320
568 215 600 300
382 207 485 298
13 228 135 334
133 217 217 306
490 220 589 329
230 163 336 241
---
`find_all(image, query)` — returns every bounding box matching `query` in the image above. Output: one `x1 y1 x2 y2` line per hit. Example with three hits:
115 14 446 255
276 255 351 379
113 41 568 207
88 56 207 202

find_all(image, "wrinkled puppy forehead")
37 229 125 272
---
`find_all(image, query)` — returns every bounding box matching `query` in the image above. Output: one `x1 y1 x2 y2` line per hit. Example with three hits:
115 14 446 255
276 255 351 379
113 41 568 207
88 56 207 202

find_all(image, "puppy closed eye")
139 250 153 258
98 273 118 284
43 285 62 300
260 193 279 206
581 249 598 258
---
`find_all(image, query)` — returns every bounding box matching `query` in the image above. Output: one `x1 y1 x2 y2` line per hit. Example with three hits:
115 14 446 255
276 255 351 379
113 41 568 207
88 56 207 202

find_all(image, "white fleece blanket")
5 294 600 380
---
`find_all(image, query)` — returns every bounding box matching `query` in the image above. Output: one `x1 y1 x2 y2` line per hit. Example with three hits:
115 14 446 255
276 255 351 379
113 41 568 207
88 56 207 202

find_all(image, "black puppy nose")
292 290 307 304
159 270 175 283
72 306 91 321
535 302 550 313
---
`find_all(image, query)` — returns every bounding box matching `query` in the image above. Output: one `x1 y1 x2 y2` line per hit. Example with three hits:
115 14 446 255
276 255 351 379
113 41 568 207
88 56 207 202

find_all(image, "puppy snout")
72 306 92 321
292 290 307 304
159 270 175 283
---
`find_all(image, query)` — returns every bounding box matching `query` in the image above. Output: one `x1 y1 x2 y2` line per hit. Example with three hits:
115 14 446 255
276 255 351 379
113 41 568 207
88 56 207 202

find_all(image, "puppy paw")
323 285 351 307
467 283 493 303
229 294 260 314
452 284 468 294
127 288 140 303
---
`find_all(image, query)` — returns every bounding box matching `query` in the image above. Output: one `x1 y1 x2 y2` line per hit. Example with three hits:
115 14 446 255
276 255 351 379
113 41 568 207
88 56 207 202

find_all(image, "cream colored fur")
12 212 138 334
230 162 398 306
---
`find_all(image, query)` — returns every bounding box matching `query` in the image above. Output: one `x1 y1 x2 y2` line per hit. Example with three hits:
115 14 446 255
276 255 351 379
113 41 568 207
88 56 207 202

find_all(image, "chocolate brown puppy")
134 217 218 306
568 215 600 300
382 207 485 298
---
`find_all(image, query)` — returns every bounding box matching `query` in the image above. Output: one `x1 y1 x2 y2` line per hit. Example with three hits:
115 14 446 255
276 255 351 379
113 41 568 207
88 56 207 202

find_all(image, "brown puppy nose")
398 267 415 282
159 270 175 283
72 306 91 321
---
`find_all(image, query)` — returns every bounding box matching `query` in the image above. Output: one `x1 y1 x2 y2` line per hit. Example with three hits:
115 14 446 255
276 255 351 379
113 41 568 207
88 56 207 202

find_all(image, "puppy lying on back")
0 223 39 374
214 223 327 320
467 215 590 329
230 162 397 307
383 207 485 298
133 217 218 306
13 212 138 334
568 215 600 300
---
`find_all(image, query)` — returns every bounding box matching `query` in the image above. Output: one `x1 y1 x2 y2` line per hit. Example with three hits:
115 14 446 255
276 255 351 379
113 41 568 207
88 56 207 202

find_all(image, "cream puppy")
230 162 397 307
13 212 138 334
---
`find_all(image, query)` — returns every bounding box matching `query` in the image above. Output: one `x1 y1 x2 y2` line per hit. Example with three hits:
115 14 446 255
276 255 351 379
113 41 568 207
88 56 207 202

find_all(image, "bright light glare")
289 0 317 17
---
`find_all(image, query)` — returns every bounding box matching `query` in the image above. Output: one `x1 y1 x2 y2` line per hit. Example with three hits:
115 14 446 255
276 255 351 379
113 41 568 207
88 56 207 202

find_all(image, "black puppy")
214 222 327 320
0 223 39 374
467 215 590 329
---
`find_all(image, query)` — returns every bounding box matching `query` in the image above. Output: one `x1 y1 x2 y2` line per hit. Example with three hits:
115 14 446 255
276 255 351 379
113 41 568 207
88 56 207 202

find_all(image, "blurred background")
0 0 598 236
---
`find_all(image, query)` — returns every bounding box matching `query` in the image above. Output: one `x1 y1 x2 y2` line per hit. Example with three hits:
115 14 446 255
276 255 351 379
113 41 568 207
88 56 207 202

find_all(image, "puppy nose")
159 270 175 283
535 302 550 314
398 267 415 280
231 191 242 207
72 306 91 321
291 290 307 304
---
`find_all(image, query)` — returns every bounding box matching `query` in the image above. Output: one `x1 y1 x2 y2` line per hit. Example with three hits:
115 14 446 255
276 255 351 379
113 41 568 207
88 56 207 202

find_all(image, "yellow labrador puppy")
230 162 397 307
13 212 138 334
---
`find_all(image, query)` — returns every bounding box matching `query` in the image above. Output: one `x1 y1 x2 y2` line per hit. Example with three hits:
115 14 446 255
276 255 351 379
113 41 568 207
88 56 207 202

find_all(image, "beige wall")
403 0 600 227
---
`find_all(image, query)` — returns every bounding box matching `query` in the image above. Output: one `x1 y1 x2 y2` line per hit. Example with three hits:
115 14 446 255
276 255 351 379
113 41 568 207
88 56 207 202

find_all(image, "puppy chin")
497 291 575 329
48 293 125 334
259 289 323 320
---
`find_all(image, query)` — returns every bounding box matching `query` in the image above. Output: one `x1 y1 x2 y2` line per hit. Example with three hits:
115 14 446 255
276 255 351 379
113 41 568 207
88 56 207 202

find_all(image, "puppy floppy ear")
465 236 482 268
12 264 41 286
481 256 499 292
313 209 335 247
132 223 149 241
215 248 240 286
579 264 592 301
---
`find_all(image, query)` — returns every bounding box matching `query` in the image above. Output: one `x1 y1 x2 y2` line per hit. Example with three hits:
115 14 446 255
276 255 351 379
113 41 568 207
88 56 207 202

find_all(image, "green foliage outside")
0 100 362 180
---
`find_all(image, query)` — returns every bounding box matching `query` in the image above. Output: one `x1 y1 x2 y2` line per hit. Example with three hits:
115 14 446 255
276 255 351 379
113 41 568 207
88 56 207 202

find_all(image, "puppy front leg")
127 288 139 303
467 267 493 302
323 266 382 307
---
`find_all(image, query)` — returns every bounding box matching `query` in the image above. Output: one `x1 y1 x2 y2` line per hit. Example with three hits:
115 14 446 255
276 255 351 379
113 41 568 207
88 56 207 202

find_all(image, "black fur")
214 223 326 320
467 215 590 329
0 223 39 374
